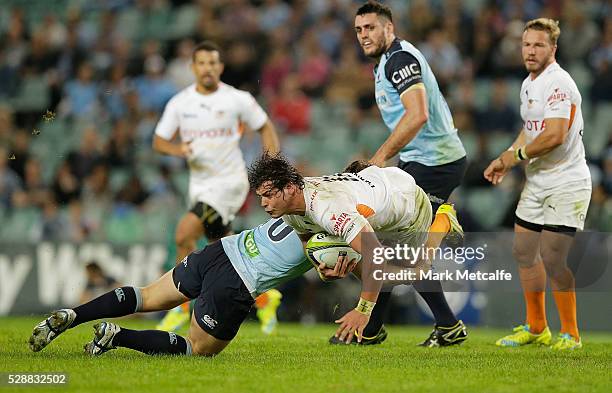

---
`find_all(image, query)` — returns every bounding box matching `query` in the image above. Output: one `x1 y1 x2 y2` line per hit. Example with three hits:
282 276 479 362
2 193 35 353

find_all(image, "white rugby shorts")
189 176 249 225
515 178 591 230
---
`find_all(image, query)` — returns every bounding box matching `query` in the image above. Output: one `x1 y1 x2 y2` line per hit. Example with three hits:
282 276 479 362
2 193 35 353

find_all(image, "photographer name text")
373 269 512 282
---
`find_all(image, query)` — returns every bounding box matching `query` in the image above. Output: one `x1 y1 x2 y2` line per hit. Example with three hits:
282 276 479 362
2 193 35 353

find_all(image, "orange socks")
518 263 547 333
524 292 547 334
255 292 269 309
551 267 579 340
552 291 579 340
519 263 579 340
430 213 451 234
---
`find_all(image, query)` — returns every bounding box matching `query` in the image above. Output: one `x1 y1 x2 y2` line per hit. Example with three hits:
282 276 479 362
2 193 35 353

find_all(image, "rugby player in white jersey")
484 19 591 350
341 1 468 347
152 41 281 333
249 153 468 345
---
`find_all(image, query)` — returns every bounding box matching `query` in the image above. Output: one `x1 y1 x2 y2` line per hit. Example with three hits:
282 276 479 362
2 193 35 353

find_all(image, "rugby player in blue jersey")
29 218 316 357
334 1 469 347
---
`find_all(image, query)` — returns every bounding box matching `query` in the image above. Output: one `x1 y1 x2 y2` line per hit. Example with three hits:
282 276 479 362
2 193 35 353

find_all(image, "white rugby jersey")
155 83 268 184
519 62 590 189
282 166 419 244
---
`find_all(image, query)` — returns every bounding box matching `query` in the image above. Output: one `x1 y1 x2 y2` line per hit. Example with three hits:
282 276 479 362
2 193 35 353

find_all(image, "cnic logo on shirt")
391 63 420 84
201 315 218 329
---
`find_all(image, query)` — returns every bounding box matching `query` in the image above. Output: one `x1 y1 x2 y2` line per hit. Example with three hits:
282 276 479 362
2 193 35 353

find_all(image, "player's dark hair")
248 152 304 192
85 261 102 274
192 40 223 62
344 160 372 173
356 1 393 23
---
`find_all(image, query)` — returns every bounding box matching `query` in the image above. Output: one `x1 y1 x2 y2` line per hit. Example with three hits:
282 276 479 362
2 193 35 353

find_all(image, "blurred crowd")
1 0 612 246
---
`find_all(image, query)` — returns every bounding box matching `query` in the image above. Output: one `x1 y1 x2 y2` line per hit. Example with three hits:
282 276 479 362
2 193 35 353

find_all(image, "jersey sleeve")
384 51 424 96
154 97 180 140
543 77 572 119
313 196 369 244
236 90 268 131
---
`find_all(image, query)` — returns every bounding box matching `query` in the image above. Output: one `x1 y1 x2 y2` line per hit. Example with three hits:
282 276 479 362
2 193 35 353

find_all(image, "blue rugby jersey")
374 38 465 166
221 218 312 296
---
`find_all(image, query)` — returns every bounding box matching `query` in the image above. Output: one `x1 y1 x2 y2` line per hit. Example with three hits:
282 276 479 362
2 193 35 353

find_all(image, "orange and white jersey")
155 82 267 184
282 166 427 245
519 62 590 189
155 83 267 222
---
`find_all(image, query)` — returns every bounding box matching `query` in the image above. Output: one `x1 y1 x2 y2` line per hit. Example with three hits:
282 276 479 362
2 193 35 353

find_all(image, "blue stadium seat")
109 169 130 193
473 79 491 111
458 130 479 159
169 4 199 39
104 208 146 244
10 75 50 112
0 207 40 242
585 103 612 158
354 118 388 157
465 187 514 229
115 8 140 41
171 171 189 198
142 203 175 242
487 132 515 156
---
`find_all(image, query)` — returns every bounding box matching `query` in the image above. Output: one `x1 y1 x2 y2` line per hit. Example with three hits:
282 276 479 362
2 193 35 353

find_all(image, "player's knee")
539 242 565 262
512 243 536 267
540 246 569 275
189 338 223 357
541 257 569 280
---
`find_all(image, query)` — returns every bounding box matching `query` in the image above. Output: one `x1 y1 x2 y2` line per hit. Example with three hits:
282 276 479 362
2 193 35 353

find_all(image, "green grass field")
1 317 611 393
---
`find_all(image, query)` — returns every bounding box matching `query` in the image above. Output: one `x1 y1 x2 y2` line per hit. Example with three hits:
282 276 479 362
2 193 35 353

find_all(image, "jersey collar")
530 61 559 81
374 38 402 74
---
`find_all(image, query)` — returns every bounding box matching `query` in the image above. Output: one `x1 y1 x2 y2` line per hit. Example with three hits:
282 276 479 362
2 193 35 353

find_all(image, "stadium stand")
0 0 610 243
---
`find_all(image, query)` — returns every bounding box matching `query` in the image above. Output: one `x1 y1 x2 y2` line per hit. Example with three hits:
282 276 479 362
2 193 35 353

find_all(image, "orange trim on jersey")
568 104 576 129
238 121 245 135
356 204 375 218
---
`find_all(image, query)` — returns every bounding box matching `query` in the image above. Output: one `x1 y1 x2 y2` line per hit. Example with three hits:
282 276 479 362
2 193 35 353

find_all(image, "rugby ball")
305 233 362 268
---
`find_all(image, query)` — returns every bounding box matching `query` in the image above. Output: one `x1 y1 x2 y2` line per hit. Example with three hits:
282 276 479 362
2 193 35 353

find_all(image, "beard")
362 40 387 59
524 54 553 74
200 76 219 90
